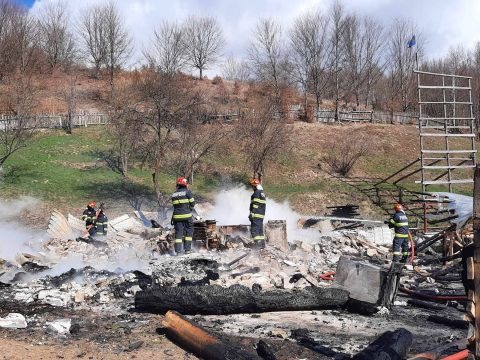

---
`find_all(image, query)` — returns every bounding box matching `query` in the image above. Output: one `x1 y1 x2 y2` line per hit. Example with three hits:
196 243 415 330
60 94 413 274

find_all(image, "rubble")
0 206 472 358
0 313 27 329
46 318 71 334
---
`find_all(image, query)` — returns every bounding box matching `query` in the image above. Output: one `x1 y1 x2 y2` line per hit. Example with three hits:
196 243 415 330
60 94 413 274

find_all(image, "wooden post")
473 164 480 356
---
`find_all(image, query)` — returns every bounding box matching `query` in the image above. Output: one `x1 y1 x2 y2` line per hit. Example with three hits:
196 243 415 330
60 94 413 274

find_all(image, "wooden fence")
0 113 108 131
316 109 418 124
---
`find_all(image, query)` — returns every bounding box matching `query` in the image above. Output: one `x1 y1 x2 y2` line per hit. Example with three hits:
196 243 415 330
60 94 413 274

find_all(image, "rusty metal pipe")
161 310 259 360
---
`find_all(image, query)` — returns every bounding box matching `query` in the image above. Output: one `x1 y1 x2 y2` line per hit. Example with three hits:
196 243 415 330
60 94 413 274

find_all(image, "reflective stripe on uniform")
392 251 402 255
394 222 409 226
253 235 265 240
252 198 266 204
402 252 409 255
252 204 259 209
250 213 264 219
172 199 190 205
395 233 409 238
188 198 195 203
175 239 183 243
173 213 192 219
185 237 193 241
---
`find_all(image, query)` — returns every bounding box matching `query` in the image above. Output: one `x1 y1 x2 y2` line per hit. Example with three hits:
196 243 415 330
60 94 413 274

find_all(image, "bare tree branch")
183 16 225 79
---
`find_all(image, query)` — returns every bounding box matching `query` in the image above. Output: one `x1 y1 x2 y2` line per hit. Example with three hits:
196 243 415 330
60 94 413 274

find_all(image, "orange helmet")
87 201 96 208
249 178 260 187
177 176 188 186
394 203 403 211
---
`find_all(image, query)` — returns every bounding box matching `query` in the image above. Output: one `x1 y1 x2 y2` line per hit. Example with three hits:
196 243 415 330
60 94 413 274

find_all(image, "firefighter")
82 201 97 237
171 176 195 254
386 204 410 262
249 178 266 249
95 209 108 236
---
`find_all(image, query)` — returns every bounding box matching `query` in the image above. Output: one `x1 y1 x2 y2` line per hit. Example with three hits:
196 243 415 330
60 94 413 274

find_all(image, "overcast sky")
27 0 480 77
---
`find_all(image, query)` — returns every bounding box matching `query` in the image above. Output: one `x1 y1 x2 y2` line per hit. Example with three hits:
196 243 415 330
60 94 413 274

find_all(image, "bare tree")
183 16 225 79
136 71 201 205
387 18 422 111
362 17 385 107
290 11 330 110
0 0 37 78
145 21 186 74
103 2 132 87
0 74 37 172
173 121 228 183
62 74 77 134
249 18 291 101
222 56 250 82
107 80 145 176
236 97 289 180
36 1 76 70
328 0 347 121
343 14 385 107
79 4 107 77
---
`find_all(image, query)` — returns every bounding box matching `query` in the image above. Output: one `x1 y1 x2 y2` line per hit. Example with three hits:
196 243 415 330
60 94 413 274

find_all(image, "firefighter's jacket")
82 207 96 227
250 186 266 219
171 186 195 222
96 213 108 236
388 210 409 238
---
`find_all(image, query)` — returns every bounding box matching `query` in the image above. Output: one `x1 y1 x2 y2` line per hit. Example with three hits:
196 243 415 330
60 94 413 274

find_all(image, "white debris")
0 313 27 329
47 319 71 334
37 289 71 307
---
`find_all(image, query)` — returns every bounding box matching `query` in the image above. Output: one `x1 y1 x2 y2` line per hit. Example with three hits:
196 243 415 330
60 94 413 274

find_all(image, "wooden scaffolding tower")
415 70 477 193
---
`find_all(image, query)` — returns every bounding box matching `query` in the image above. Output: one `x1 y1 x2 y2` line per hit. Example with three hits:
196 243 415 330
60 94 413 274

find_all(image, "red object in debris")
319 271 335 281
440 349 469 360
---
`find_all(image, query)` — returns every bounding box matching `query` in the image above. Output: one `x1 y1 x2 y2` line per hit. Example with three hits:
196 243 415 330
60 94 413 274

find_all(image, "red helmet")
177 176 188 186
249 178 260 187
394 203 403 211
87 201 96 208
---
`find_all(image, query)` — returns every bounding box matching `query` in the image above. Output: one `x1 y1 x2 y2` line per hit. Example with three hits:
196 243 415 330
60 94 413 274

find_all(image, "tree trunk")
135 284 349 315
199 67 203 79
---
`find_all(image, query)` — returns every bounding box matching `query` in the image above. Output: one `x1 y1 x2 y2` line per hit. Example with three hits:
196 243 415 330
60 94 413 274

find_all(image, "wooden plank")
468 257 475 280
423 165 475 169
421 150 476 154
419 133 475 137
415 179 474 185
467 301 475 318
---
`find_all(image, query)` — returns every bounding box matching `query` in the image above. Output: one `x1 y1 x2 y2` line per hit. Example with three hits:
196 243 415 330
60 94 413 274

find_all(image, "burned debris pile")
0 204 474 359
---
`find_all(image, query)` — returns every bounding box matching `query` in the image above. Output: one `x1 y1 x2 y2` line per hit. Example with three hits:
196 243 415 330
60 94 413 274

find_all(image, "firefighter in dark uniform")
82 201 97 237
249 178 266 249
386 204 410 262
95 209 108 236
171 176 195 254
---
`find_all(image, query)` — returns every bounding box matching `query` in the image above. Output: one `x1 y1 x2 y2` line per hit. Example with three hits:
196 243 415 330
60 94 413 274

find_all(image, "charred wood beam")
416 225 457 252
161 310 260 360
427 315 469 330
352 328 413 360
135 284 349 315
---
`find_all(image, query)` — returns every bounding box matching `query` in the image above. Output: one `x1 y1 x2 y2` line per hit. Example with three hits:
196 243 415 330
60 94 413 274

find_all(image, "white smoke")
205 186 320 243
0 196 46 262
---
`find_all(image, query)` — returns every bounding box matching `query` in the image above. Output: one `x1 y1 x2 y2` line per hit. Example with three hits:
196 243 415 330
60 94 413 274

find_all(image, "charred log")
352 328 413 360
135 284 349 315
161 310 260 360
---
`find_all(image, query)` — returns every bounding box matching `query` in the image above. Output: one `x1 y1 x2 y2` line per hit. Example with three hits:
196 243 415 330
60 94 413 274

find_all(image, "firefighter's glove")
384 220 389 224
248 215 253 222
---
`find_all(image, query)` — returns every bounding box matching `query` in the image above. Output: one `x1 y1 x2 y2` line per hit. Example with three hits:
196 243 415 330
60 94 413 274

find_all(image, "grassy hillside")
1 122 475 227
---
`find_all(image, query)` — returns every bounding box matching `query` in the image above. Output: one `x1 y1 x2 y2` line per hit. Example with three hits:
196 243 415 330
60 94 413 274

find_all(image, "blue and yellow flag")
407 35 416 48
